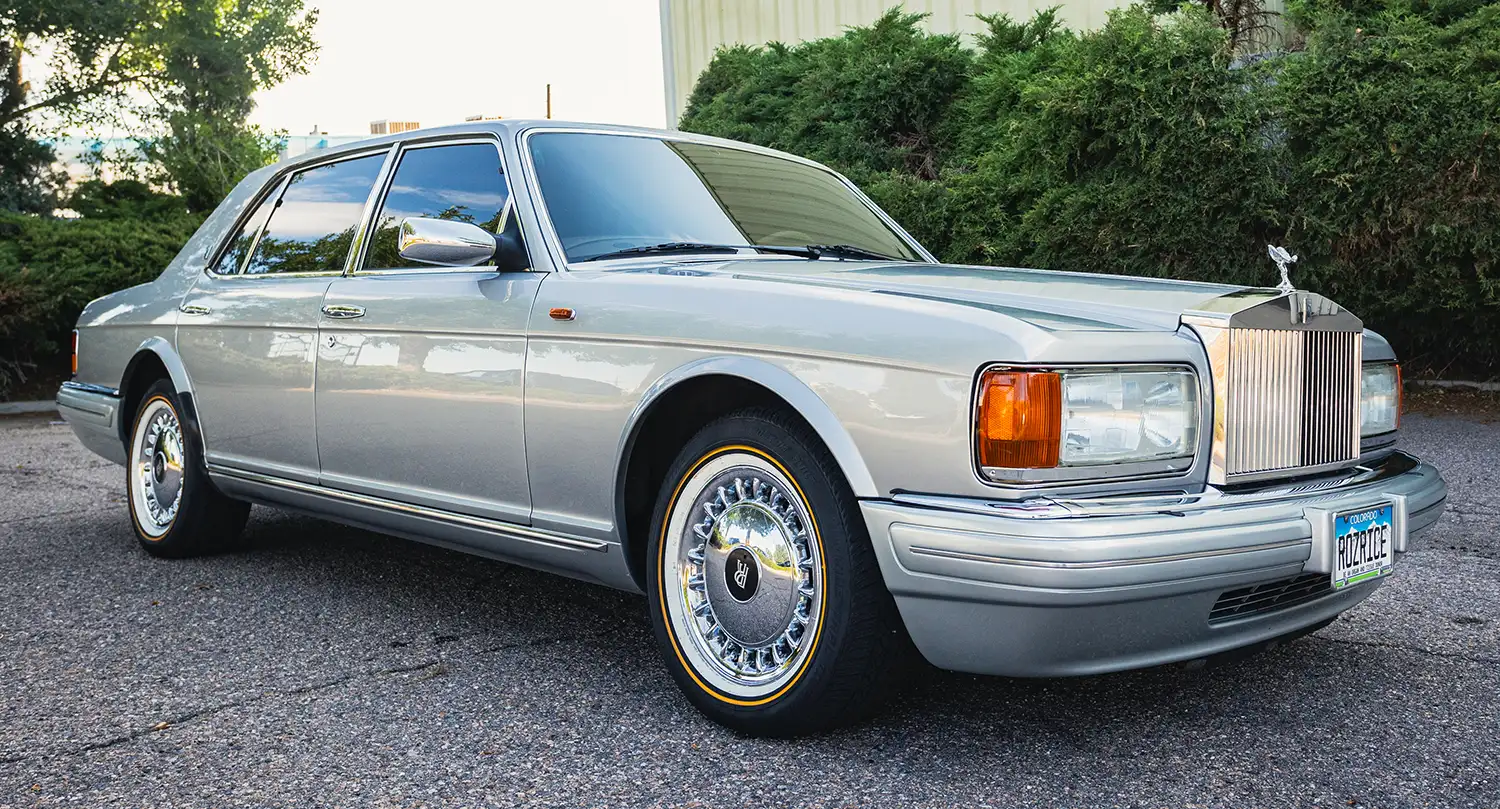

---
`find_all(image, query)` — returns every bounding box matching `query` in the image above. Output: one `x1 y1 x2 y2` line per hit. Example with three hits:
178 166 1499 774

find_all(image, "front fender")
616 355 879 499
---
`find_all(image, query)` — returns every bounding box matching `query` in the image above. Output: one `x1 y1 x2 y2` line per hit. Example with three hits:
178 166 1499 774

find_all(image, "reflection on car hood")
634 258 1252 332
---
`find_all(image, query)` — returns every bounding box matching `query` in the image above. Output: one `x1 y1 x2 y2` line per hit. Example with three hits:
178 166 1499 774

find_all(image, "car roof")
268 119 823 175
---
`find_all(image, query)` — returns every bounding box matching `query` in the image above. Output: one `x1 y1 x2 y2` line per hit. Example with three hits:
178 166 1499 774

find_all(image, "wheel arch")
613 356 877 591
117 337 197 448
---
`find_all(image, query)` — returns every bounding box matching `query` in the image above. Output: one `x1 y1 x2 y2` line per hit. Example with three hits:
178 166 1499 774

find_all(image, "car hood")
631 258 1252 332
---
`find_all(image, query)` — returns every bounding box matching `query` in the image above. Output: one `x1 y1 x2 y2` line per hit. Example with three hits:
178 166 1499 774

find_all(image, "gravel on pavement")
0 413 1495 808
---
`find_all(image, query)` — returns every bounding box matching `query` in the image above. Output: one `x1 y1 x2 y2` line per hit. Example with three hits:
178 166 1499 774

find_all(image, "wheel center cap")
152 452 166 483
702 501 800 647
724 546 760 602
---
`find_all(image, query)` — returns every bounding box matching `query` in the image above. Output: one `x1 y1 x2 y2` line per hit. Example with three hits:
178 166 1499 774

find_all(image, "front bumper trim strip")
906 537 1310 570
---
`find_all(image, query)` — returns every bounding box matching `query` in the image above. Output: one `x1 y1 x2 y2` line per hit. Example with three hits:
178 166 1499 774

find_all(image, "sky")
248 0 668 136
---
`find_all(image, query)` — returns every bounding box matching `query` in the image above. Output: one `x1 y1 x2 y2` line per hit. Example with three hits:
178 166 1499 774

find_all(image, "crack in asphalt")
0 504 115 528
4 633 602 765
1319 636 1500 666
3 420 1496 806
1444 502 1500 519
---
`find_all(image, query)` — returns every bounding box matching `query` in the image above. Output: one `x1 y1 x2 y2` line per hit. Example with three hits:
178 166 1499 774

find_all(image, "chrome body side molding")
208 465 609 553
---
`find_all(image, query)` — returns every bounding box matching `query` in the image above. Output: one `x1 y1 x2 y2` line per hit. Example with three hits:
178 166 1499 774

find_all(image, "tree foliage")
1271 0 1500 373
0 0 315 128
682 9 974 181
681 3 1500 377
0 0 317 213
0 205 203 394
0 0 319 393
0 36 60 212
142 0 316 211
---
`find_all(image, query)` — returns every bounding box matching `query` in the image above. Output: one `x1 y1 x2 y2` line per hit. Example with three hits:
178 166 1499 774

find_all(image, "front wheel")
647 409 910 736
126 380 249 558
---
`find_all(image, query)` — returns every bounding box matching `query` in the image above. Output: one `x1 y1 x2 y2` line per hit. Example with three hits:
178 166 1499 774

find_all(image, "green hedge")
0 209 202 396
681 3 1500 378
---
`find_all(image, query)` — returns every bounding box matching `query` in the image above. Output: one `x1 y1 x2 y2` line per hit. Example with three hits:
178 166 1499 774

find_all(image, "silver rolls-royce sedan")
57 120 1447 737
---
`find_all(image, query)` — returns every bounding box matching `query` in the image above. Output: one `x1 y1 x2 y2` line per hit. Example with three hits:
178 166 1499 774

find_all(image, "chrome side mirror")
397 217 497 267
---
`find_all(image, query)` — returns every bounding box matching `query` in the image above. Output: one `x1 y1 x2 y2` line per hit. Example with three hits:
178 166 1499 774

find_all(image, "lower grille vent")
1209 573 1331 624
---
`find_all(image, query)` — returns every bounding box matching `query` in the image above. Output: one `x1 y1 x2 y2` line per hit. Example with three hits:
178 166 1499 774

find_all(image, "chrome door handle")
179 303 211 316
321 304 365 319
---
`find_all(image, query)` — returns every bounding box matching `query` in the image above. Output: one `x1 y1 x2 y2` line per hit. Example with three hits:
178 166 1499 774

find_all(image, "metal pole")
546 84 551 119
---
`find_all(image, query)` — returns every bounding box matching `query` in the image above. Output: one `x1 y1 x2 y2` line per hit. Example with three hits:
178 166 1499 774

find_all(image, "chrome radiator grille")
1224 328 1361 478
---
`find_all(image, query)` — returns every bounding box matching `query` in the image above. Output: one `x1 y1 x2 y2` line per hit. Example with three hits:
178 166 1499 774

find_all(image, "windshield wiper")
580 242 819 262
805 243 904 262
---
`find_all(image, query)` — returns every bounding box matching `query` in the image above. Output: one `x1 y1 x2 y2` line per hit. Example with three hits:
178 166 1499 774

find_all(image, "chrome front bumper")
57 382 126 465
862 452 1447 677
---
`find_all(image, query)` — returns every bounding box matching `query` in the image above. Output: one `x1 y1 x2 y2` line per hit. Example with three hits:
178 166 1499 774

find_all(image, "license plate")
1332 503 1395 589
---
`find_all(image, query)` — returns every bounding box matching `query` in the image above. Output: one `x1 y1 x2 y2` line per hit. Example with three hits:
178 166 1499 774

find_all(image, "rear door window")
243 153 386 275
212 185 281 275
362 142 514 270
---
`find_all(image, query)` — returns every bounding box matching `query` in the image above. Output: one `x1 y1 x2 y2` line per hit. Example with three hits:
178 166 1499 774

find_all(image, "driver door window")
361 142 523 271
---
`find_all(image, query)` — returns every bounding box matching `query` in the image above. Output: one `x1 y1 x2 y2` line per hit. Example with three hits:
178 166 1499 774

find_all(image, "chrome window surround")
203 134 536 282
513 125 939 272
203 145 398 279
348 135 531 276
969 362 1204 488
204 173 290 276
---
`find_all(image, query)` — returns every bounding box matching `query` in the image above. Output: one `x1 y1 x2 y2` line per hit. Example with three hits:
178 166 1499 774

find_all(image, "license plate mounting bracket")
1304 493 1408 576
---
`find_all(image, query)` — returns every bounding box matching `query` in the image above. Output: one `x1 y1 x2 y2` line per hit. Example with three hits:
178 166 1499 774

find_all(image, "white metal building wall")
659 0 1136 126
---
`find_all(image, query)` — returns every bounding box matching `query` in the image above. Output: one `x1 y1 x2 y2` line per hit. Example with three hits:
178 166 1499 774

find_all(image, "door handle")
321 304 365 319
179 303 211 316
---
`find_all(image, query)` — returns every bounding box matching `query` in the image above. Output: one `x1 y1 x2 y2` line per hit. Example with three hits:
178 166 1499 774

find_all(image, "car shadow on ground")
229 506 1354 746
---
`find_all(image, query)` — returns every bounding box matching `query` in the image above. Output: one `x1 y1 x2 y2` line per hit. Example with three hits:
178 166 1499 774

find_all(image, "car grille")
1224 328 1361 478
1208 573 1331 624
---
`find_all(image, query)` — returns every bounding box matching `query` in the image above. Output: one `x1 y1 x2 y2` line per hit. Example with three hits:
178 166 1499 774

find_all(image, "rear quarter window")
211 184 281 275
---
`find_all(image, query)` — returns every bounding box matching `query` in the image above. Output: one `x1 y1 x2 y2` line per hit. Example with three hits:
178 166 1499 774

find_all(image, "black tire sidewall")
646 410 892 736
126 380 242 557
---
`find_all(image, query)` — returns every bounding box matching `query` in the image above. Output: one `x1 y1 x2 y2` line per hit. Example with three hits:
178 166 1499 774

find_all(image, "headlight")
976 367 1199 478
1360 362 1400 437
1060 370 1198 465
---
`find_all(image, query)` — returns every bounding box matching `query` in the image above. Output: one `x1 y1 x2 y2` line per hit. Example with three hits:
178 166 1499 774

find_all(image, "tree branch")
0 41 149 127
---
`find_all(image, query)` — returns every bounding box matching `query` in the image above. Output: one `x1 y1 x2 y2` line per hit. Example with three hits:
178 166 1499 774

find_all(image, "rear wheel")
126 380 249 558
647 408 910 736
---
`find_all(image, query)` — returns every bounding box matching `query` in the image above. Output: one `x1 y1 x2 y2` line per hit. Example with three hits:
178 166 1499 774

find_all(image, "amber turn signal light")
71 330 78 377
976 370 1061 469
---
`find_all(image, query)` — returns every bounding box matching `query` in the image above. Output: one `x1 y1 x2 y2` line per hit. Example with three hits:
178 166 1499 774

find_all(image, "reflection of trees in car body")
363 143 510 270
244 225 358 275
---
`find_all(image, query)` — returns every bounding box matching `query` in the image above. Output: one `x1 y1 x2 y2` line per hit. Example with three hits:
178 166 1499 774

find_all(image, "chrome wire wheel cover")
130 398 185 538
663 451 824 698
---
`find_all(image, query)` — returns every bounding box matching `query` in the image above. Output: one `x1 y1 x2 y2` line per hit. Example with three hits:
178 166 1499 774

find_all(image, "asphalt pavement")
0 413 1495 808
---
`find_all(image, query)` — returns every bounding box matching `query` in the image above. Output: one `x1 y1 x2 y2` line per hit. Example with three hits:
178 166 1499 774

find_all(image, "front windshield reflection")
529 132 921 263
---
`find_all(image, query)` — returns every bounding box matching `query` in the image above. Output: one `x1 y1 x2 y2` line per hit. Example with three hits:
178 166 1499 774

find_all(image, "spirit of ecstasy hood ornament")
1267 244 1298 294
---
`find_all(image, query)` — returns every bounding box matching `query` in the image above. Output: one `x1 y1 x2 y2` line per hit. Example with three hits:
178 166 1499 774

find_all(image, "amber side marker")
549 307 576 321
976 369 1062 469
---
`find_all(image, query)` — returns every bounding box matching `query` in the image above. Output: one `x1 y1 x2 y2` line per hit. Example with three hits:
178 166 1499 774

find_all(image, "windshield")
527 132 924 264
